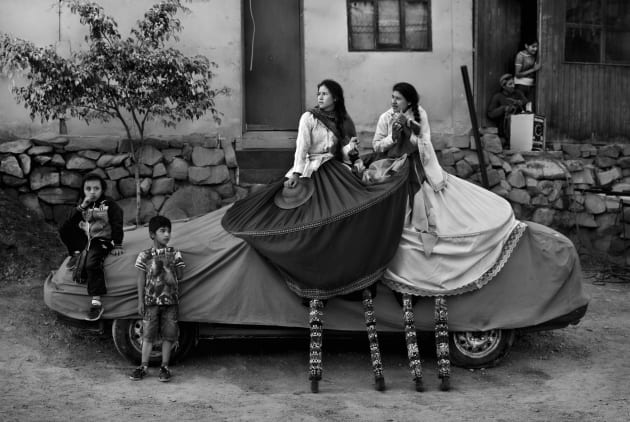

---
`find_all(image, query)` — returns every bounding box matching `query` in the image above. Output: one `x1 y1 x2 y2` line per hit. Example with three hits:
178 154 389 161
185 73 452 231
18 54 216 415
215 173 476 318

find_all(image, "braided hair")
392 82 421 134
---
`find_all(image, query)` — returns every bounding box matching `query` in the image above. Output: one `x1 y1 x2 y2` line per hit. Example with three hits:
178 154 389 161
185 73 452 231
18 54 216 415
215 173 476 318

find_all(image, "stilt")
362 288 385 391
434 296 451 391
308 299 324 393
402 293 423 391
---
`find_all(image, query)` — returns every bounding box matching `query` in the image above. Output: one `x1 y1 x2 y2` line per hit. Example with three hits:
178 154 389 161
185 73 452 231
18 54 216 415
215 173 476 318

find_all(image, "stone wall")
0 133 243 226
436 132 630 266
1 132 629 265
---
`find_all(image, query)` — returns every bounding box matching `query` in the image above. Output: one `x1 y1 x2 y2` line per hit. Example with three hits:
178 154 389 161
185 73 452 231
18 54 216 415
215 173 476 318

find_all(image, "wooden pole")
460 65 489 188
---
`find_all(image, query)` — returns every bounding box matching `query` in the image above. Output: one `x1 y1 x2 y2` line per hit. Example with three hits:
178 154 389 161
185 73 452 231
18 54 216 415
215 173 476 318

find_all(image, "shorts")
142 305 179 343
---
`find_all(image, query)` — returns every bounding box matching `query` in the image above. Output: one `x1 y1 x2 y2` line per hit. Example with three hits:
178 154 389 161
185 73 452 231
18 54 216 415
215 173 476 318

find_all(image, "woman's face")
317 85 335 111
391 90 410 113
525 42 538 55
83 180 103 203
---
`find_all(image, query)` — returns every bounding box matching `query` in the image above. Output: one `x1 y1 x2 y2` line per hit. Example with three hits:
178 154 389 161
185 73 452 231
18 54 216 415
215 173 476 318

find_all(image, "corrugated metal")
538 0 630 140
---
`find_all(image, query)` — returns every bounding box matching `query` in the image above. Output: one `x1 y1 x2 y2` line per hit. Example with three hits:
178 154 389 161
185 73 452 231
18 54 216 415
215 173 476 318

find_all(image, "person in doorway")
487 73 529 141
129 215 185 382
58 172 124 321
514 39 541 105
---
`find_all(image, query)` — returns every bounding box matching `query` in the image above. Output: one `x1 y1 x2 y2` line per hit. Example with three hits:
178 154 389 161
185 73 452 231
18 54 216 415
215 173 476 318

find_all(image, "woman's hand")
284 173 300 188
111 245 124 256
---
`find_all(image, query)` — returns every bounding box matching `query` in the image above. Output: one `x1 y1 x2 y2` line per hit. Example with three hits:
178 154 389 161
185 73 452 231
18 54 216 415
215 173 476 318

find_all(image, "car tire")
449 329 515 369
111 319 197 365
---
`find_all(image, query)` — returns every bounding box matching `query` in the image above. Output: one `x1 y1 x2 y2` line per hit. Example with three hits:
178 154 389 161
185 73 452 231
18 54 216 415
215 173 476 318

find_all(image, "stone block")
507 170 526 188
564 159 584 172
455 160 473 179
611 182 630 193
18 154 31 176
153 162 167 178
0 139 32 154
599 144 621 158
571 168 595 185
167 158 189 180
508 188 531 205
138 145 163 166
97 154 115 168
595 156 617 168
192 146 225 167
60 170 83 188
562 144 582 159
150 177 174 195
532 195 549 206
66 154 96 171
151 195 166 211
106 167 130 181
64 135 120 153
537 180 555 196
188 165 230 185
29 167 59 190
160 185 221 220
584 193 606 214
33 155 52 166
118 177 136 198
1 155 24 178
2 175 27 187
140 178 152 195
77 150 102 161
162 149 182 163
27 145 54 155
575 212 597 227
31 132 68 148
596 167 622 186
220 137 238 168
116 197 157 226
509 153 525 164
212 182 235 199
105 180 121 201
580 144 597 157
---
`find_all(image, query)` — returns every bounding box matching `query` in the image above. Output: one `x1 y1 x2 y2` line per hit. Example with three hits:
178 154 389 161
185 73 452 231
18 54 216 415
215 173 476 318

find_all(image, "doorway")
474 0 538 126
242 0 303 148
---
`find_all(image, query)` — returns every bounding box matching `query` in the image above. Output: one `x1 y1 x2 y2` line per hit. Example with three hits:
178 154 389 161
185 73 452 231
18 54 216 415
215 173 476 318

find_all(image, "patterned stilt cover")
434 296 451 391
308 299 324 393
402 294 423 391
362 289 385 391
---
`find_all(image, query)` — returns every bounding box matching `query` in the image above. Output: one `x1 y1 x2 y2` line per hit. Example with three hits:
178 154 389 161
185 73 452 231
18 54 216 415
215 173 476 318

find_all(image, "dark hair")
523 38 539 47
392 82 421 124
80 172 107 198
317 79 348 137
148 215 172 234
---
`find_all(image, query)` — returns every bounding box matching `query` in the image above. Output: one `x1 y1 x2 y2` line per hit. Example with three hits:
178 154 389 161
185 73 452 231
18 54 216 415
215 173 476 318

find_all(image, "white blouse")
286 112 354 178
372 106 431 154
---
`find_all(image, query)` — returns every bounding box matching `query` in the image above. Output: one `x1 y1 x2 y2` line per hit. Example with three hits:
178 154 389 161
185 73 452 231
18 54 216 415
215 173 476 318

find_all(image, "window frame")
564 0 630 66
346 0 432 52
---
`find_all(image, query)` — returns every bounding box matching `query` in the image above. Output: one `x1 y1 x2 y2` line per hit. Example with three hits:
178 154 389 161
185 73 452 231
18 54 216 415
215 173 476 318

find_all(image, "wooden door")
244 0 302 132
474 0 526 126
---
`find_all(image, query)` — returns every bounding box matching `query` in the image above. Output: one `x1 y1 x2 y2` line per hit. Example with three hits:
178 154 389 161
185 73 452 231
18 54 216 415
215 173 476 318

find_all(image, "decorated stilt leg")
402 293 423 392
434 296 451 391
308 299 324 393
362 288 385 391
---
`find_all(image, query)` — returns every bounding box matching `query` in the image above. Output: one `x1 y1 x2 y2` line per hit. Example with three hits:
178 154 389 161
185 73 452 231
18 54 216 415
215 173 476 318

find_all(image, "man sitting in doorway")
487 73 530 144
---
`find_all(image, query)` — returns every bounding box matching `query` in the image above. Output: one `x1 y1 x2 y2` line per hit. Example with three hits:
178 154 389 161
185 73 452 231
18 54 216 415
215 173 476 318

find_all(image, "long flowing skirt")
222 159 410 299
383 175 526 296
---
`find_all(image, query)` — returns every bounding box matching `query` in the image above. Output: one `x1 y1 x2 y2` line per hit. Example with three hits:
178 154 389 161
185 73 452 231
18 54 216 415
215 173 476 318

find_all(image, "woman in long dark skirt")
222 79 409 392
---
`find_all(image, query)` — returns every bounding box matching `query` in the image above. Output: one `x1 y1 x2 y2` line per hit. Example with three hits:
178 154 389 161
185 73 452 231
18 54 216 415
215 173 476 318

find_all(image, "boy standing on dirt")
129 215 185 382
59 172 124 321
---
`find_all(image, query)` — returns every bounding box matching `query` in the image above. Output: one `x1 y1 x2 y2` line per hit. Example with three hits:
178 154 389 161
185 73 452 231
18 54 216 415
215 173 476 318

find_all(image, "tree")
0 0 227 225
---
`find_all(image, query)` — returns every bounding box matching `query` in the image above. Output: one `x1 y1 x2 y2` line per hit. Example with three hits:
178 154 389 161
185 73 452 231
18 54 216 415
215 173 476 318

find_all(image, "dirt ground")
1 192 630 422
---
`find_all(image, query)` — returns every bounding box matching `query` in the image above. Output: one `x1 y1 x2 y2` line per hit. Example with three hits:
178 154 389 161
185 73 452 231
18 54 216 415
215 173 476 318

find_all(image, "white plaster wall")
303 0 473 136
0 0 243 139
1 0 473 141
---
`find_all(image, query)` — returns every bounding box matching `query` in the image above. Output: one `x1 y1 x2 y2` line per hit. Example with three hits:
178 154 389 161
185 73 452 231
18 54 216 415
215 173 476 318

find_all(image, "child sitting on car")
129 215 185 383
58 172 124 321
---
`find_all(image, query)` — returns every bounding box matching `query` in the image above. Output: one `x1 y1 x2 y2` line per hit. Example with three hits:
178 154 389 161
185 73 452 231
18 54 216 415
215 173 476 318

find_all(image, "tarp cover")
45 206 589 332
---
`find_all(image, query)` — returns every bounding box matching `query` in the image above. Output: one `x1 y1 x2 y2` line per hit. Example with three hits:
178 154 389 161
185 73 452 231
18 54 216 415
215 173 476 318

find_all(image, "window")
565 0 630 65
347 0 431 51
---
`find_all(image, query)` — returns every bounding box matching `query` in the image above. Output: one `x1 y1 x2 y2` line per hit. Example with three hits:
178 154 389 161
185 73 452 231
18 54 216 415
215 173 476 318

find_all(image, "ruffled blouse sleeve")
288 112 315 176
372 111 395 153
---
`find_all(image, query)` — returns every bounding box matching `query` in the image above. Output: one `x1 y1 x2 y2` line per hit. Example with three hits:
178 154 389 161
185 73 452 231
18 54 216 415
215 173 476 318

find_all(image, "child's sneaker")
129 366 147 381
159 366 172 382
86 302 104 321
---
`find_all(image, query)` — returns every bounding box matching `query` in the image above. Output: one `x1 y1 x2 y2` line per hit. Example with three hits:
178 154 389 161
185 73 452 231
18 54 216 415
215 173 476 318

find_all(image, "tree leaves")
0 0 226 140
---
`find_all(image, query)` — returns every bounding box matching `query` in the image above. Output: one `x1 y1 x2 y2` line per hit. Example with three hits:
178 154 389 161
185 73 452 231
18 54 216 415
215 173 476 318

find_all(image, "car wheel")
449 329 515 369
111 319 197 365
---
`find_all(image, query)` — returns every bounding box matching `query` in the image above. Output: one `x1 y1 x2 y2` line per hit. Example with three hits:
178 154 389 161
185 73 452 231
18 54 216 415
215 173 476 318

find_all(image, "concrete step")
235 148 294 184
